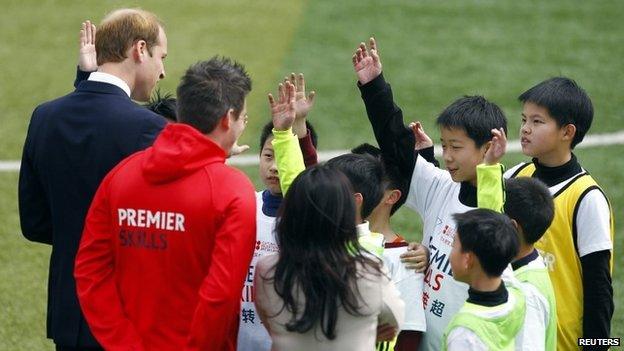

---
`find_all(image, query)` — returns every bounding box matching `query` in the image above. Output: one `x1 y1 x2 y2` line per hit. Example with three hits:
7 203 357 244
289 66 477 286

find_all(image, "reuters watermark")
578 338 620 347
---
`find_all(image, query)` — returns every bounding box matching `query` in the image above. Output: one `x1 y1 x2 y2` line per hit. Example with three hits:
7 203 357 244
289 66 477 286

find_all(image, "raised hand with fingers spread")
484 128 507 165
78 20 97 72
268 81 297 131
352 37 382 85
283 73 315 137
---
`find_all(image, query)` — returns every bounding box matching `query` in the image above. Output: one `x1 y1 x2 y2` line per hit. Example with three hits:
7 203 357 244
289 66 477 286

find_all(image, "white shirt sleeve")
575 189 613 257
378 269 406 330
382 247 426 331
406 154 452 216
446 327 488 351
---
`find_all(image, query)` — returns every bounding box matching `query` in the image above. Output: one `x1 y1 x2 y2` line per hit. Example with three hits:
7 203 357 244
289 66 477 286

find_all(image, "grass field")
1 0 622 348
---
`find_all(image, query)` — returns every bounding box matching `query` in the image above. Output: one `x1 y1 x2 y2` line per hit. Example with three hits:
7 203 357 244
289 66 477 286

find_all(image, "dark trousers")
56 346 104 351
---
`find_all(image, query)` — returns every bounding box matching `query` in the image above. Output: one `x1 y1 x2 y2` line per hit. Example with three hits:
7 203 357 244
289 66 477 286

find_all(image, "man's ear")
561 123 577 143
219 110 232 130
131 40 148 62
385 189 402 205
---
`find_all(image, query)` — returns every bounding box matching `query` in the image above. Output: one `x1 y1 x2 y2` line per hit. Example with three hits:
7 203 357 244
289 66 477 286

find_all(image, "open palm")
78 21 97 72
269 82 296 131
352 37 382 85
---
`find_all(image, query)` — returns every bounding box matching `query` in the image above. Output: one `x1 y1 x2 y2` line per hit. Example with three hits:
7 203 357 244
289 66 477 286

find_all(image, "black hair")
351 143 408 215
504 177 554 245
273 164 383 340
176 57 252 134
259 120 318 151
144 89 177 122
436 96 507 147
325 153 384 220
518 77 593 148
453 209 519 277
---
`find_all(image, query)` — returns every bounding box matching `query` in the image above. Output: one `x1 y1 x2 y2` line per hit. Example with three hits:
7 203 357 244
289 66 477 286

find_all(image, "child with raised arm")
353 37 508 350
237 73 318 351
443 209 524 351
352 143 427 351
269 80 387 258
254 164 404 351
477 129 557 351
506 78 614 350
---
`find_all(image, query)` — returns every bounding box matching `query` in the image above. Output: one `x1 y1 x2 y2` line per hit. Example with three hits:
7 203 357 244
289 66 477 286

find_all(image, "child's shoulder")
504 161 532 179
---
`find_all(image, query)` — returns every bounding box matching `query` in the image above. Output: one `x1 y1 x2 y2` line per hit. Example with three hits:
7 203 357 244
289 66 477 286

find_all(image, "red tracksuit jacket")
75 123 256 350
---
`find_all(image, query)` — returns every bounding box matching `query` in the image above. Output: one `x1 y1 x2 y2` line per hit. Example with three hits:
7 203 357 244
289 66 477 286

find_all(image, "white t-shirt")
405 155 474 351
237 192 278 351
514 257 551 351
505 164 612 258
383 244 427 332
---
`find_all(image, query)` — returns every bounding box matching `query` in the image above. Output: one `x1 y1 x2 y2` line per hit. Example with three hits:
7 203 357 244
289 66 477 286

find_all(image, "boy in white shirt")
353 37 508 350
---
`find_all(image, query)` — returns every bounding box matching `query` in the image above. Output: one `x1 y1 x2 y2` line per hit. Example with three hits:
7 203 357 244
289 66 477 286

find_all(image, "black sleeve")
417 146 440 168
358 73 416 184
18 114 53 245
74 66 92 88
580 249 614 350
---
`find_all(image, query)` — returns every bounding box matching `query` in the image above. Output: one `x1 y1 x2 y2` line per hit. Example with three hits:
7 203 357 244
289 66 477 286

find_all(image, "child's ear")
510 219 520 232
464 252 474 271
561 123 577 142
354 193 364 208
480 140 492 157
385 189 402 205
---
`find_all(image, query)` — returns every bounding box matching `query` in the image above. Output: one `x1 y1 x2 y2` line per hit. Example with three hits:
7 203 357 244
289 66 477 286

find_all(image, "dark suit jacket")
18 79 166 347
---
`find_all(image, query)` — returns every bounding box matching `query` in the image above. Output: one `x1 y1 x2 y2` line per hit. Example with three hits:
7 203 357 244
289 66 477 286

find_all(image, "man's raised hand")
268 81 296 131
352 37 382 85
484 128 507 165
78 20 97 72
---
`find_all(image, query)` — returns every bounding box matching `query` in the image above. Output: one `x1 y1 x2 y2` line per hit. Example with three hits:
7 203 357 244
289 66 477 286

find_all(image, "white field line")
3 131 624 171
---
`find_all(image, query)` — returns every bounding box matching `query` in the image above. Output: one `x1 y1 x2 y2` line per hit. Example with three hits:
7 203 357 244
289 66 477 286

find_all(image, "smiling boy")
352 37 508 350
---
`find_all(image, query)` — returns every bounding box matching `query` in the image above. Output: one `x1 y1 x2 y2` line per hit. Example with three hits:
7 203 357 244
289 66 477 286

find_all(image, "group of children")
75 21 614 350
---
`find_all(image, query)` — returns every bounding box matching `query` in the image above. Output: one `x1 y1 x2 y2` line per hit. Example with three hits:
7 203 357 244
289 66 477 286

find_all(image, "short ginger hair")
96 8 163 65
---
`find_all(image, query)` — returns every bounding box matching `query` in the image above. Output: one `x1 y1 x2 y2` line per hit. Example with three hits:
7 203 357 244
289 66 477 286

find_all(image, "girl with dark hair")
254 165 404 350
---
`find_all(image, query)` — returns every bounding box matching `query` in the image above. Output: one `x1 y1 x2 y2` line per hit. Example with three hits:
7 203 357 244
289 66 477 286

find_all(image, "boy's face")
259 136 281 195
440 127 487 184
520 102 568 159
450 233 470 284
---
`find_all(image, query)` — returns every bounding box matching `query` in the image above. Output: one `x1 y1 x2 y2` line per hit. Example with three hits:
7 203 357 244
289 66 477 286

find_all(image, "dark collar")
467 281 508 307
262 190 282 217
512 248 539 271
76 80 131 99
459 182 478 207
532 154 582 187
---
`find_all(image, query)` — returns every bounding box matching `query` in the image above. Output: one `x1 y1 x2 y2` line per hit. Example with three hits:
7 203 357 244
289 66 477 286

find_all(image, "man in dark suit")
18 8 168 350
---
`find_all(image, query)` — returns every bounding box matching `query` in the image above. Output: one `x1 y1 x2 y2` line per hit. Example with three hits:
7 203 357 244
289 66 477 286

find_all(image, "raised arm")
477 128 507 213
353 38 416 182
269 81 305 195
75 20 97 87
